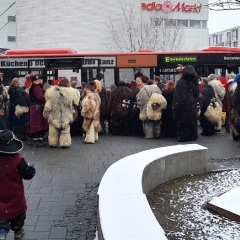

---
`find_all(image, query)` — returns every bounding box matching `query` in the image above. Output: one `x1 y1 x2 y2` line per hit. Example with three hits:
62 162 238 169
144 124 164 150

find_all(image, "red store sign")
141 1 202 13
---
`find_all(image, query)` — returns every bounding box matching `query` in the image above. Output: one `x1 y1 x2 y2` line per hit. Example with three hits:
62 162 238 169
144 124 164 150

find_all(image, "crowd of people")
1 66 240 148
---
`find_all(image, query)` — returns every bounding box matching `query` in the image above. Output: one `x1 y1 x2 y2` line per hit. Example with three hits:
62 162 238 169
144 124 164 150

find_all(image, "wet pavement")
8 129 240 240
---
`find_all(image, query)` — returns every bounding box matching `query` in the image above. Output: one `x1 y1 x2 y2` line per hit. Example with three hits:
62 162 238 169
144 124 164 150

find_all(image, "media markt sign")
165 56 197 63
141 1 202 13
0 58 45 69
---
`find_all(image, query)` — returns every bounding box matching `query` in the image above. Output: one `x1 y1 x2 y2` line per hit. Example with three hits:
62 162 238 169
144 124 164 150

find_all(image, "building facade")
0 0 210 86
0 0 209 52
0 0 17 50
209 26 240 48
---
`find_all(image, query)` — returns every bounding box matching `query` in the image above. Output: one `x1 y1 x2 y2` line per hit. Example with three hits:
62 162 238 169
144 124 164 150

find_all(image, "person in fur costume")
81 83 101 143
136 84 166 139
208 74 226 131
108 80 132 135
172 65 199 142
8 78 30 140
43 78 80 148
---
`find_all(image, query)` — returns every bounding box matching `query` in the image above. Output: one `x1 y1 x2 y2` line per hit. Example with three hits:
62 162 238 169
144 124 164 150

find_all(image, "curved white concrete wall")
98 144 208 240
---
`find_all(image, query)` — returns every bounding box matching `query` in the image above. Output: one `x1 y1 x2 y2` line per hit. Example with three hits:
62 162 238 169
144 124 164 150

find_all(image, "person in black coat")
8 78 30 140
172 65 199 142
161 80 176 138
199 78 216 136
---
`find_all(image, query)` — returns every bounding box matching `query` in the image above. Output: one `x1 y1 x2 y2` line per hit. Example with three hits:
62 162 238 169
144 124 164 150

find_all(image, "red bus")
0 46 240 86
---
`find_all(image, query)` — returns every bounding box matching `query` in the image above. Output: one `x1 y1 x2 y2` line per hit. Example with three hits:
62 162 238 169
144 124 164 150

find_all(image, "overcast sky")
208 10 239 34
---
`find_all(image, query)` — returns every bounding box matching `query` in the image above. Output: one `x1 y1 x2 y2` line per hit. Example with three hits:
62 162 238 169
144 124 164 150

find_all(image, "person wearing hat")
0 130 36 240
29 74 48 146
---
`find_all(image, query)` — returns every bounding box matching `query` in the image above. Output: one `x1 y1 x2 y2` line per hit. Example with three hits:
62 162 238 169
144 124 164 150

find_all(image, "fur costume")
137 85 161 121
172 65 199 142
15 105 29 118
204 101 222 130
43 86 79 147
108 85 132 135
146 93 167 120
136 85 162 138
208 79 226 107
81 92 101 143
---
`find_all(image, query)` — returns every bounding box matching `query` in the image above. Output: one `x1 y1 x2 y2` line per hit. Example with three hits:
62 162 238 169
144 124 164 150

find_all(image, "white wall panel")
16 0 209 51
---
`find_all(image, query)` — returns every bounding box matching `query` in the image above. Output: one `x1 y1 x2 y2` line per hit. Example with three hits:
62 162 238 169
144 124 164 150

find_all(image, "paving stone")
17 132 240 239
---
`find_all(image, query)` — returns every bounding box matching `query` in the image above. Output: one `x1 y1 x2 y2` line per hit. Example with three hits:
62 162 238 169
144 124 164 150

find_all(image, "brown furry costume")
43 86 80 148
81 92 101 143
108 83 132 135
137 85 164 139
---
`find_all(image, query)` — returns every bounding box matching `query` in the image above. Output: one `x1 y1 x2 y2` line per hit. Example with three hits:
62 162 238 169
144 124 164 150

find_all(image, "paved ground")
7 129 240 240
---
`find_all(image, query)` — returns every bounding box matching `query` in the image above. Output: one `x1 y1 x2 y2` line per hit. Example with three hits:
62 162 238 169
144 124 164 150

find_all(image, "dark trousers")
0 115 8 130
0 212 26 233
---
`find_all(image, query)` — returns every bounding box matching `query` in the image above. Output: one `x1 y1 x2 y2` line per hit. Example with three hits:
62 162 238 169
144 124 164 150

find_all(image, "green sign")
165 56 197 63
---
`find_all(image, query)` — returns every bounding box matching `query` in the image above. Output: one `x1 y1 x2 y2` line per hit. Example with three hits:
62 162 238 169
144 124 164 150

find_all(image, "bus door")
44 57 83 84
82 57 116 88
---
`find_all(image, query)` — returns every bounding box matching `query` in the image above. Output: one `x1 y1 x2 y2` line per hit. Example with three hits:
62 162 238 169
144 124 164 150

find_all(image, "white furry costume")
208 78 226 130
81 92 101 143
43 86 80 147
137 85 166 139
204 101 222 130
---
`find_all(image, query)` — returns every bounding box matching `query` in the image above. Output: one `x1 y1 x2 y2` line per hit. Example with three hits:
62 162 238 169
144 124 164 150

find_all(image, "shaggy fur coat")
136 85 162 121
108 85 132 135
172 73 199 142
208 79 226 107
81 92 101 143
136 85 165 139
108 86 132 121
43 86 80 147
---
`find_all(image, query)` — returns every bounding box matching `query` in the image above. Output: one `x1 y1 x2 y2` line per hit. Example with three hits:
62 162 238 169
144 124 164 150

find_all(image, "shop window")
227 32 231 41
201 21 207 28
213 35 218 45
226 42 231 47
7 36 16 42
190 20 200 28
233 42 238 47
8 16 16 22
151 18 164 27
165 19 177 27
232 30 238 41
178 20 188 27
